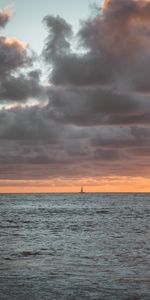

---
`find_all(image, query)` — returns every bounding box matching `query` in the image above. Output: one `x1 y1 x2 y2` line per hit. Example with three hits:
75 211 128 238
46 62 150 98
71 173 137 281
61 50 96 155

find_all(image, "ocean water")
0 193 150 300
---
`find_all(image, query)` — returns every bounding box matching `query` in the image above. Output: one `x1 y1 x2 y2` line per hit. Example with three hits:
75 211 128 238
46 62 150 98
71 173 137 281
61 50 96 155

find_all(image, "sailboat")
80 186 84 193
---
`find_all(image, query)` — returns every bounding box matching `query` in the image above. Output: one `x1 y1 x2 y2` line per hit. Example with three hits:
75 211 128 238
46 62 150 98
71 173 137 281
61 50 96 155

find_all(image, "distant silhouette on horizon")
80 186 84 193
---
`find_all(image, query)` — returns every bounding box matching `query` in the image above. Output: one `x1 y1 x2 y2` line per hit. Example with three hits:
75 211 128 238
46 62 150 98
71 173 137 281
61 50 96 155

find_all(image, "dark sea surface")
0 193 150 300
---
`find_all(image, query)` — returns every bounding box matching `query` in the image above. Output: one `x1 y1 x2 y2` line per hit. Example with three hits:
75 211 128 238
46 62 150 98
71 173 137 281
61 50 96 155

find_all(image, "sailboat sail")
80 186 84 193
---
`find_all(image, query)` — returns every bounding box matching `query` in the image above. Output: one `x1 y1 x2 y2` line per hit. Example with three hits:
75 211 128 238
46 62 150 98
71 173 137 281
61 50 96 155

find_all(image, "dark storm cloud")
0 37 31 76
42 0 150 130
0 106 61 142
49 53 113 86
94 148 120 160
0 37 42 104
1 0 150 181
43 15 72 62
0 71 44 102
1 100 150 180
43 0 150 93
91 125 150 149
47 86 150 126
0 9 46 104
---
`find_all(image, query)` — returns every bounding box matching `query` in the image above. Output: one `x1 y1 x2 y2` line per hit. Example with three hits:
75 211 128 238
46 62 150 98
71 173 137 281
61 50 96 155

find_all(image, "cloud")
1 0 150 182
0 8 12 28
0 105 61 142
0 9 46 105
0 37 30 76
42 0 150 92
0 71 45 103
0 103 150 180
47 85 150 127
43 15 72 62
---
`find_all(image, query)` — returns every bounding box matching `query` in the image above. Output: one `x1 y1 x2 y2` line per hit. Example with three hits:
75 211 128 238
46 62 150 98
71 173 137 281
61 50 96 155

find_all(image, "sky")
0 0 150 192
1 0 94 54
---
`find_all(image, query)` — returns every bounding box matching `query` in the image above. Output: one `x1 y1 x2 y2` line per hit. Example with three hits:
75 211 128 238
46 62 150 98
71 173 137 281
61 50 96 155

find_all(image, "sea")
0 193 150 300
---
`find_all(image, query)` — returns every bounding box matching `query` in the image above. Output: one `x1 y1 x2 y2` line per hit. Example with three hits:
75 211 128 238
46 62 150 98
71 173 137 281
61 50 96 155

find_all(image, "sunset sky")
0 0 150 192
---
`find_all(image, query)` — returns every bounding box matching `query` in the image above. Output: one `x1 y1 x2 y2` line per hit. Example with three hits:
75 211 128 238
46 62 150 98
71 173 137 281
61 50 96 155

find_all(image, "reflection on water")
0 193 150 299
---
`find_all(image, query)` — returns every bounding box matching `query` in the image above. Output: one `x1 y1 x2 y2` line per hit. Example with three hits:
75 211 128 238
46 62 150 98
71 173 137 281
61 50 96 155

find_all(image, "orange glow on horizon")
0 176 150 193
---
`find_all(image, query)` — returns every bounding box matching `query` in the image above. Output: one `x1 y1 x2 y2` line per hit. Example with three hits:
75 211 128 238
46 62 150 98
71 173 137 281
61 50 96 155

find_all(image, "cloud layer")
0 0 150 184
